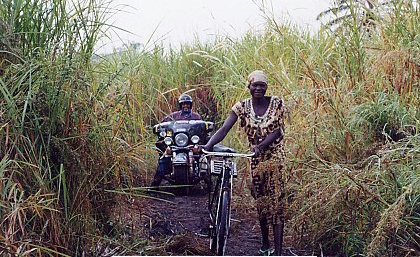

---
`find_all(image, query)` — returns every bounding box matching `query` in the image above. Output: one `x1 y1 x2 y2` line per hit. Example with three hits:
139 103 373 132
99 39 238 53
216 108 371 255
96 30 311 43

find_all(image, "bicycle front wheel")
216 190 231 255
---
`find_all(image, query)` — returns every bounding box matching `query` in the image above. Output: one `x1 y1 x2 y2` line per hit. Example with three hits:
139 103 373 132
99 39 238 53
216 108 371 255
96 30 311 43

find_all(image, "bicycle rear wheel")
216 190 230 255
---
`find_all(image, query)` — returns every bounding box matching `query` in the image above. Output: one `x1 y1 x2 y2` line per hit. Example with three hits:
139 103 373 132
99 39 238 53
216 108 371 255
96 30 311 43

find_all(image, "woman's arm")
204 111 238 150
253 98 285 154
255 128 283 151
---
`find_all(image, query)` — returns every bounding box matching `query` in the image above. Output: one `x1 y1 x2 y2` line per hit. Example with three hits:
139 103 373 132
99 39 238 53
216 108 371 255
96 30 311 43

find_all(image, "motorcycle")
152 120 214 195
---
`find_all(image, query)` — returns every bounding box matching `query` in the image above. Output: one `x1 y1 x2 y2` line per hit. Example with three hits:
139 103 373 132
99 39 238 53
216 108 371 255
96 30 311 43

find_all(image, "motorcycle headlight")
164 137 172 146
175 133 188 147
159 130 167 138
191 135 200 144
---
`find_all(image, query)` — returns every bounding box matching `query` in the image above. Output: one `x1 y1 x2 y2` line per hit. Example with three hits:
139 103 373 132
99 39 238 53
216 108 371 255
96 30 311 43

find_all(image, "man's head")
178 93 193 114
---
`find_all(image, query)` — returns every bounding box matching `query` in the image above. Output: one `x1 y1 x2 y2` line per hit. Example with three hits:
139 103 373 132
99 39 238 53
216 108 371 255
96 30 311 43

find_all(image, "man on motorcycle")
150 93 202 187
162 93 202 122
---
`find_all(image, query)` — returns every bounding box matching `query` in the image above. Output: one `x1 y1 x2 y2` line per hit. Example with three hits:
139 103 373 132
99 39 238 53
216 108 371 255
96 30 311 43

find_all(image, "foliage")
317 0 418 35
0 0 120 256
0 0 419 256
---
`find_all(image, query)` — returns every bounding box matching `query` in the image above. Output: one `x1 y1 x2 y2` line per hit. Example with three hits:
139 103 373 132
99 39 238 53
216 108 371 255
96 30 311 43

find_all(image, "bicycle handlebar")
202 149 255 158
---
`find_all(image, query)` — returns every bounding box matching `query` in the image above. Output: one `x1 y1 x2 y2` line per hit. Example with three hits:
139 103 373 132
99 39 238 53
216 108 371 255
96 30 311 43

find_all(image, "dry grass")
0 0 418 256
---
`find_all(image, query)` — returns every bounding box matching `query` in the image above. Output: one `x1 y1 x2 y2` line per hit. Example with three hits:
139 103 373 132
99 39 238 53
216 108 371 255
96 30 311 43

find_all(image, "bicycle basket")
210 159 224 175
210 158 237 176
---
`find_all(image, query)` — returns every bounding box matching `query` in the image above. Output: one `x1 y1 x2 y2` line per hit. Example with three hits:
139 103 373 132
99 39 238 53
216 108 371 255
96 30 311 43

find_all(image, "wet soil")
109 181 313 256
145 189 263 256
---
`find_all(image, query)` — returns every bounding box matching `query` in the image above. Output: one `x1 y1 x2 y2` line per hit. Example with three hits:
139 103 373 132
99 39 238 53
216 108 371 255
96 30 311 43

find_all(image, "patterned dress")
232 96 286 225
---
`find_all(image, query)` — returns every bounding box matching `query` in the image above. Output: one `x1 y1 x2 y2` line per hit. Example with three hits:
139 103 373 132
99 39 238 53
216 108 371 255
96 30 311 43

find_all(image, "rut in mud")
109 183 312 256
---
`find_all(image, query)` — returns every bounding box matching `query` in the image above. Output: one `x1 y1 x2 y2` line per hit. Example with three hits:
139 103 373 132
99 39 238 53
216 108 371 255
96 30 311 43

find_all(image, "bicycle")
202 147 254 256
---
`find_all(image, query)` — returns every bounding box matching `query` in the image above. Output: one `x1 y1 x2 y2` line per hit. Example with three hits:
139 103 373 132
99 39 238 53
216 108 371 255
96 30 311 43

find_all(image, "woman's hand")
251 145 262 157
199 144 211 153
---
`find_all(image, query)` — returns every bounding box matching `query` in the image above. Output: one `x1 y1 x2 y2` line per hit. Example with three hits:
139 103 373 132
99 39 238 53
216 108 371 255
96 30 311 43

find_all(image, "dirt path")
149 192 262 256
110 185 266 256
110 185 310 256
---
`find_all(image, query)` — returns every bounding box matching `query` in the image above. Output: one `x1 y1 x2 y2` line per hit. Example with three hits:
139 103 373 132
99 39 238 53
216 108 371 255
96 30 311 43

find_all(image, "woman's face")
249 82 267 98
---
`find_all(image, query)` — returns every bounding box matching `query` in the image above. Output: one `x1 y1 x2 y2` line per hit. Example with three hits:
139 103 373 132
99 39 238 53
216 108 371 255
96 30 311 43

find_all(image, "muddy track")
110 185 311 256
110 185 264 255
144 187 262 256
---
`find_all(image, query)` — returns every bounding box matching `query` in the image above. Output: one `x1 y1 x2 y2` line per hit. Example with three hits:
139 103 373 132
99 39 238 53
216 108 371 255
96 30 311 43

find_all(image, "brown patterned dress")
232 96 286 225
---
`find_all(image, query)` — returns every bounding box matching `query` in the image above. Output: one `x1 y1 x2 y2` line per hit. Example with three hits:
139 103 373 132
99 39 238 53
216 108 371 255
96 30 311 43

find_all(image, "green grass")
0 0 419 256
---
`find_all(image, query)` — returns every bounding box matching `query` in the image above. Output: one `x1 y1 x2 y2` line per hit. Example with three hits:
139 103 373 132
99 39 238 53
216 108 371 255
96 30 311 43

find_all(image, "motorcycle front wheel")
173 165 190 196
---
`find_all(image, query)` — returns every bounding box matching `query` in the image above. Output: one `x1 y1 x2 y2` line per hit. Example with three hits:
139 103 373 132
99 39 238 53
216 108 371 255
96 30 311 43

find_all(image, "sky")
95 0 332 54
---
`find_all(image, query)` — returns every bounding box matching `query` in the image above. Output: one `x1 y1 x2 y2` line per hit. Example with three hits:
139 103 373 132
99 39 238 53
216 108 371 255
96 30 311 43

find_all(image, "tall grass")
1 0 418 256
0 0 124 256
89 1 420 255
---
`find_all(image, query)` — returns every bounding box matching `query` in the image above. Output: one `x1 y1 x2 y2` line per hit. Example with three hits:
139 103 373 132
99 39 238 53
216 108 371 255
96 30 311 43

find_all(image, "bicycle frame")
203 149 254 256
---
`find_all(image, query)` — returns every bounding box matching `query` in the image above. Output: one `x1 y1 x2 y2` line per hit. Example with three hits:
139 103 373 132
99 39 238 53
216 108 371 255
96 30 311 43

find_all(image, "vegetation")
0 0 418 256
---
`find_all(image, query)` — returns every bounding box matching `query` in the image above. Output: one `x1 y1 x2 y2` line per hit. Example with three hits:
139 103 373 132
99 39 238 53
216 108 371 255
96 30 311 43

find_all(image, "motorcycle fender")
173 152 188 165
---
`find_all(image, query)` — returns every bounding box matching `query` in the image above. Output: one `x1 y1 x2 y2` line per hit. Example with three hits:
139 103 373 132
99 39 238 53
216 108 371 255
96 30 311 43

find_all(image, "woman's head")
248 70 268 98
248 70 268 87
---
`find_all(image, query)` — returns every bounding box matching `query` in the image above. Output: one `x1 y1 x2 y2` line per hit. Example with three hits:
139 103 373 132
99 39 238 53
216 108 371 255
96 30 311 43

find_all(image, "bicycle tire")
209 175 220 252
216 190 230 255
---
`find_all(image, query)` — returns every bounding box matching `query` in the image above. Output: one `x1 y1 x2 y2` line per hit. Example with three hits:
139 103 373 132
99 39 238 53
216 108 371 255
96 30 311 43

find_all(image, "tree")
316 0 418 34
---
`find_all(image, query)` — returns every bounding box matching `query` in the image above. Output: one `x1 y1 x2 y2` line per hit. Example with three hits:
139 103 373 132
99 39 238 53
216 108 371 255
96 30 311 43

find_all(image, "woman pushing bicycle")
203 70 287 256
